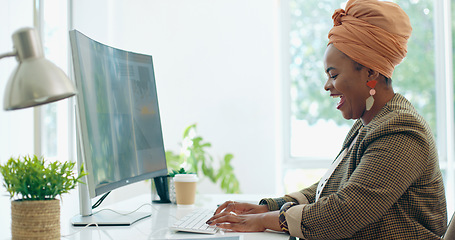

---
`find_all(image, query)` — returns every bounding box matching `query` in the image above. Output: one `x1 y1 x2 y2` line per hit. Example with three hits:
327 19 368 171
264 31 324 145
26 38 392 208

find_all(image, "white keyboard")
171 208 219 234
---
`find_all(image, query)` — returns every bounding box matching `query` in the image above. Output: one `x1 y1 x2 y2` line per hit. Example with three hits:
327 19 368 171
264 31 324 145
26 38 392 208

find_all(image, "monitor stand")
72 140 151 227
71 177 151 227
72 115 152 227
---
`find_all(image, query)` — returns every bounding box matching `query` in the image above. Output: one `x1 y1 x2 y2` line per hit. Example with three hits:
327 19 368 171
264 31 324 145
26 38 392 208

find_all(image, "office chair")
444 213 455 239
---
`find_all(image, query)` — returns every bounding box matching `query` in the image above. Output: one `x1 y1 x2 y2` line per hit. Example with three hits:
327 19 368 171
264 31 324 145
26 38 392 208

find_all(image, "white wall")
72 0 281 195
0 0 35 230
0 1 35 162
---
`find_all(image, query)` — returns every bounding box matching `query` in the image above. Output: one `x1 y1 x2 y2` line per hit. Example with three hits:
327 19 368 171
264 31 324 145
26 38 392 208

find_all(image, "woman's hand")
206 201 280 232
206 210 281 232
213 201 269 215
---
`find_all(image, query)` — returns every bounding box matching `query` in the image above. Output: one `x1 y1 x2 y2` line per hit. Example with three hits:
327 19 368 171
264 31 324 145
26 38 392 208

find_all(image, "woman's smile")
331 94 345 109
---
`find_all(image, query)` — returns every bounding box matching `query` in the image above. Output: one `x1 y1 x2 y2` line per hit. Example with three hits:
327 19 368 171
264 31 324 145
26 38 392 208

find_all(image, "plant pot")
11 199 60 240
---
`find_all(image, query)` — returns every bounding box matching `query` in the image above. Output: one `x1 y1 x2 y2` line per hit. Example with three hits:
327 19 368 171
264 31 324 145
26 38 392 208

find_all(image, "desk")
1 192 288 240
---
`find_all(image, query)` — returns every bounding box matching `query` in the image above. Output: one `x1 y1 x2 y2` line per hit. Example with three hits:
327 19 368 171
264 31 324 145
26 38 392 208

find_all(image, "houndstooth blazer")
261 93 447 239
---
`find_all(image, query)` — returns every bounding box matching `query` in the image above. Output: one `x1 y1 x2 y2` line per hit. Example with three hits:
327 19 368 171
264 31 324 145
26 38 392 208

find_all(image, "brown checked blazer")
261 93 447 239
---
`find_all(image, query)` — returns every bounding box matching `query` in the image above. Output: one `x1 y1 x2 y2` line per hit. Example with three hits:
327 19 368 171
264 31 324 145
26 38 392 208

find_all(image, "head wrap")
327 0 412 78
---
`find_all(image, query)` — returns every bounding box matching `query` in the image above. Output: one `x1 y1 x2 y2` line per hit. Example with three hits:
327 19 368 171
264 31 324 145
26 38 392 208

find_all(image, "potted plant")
165 124 241 194
168 167 194 178
0 155 86 239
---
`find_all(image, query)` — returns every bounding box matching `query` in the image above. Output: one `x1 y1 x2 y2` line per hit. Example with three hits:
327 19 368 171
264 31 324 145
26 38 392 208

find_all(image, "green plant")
168 167 194 177
0 155 86 200
166 124 241 194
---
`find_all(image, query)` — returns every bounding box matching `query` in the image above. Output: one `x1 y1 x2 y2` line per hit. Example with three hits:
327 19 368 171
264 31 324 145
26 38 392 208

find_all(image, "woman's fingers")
216 213 241 223
209 213 266 232
209 213 243 230
214 200 234 215
224 201 237 213
207 210 235 224
213 201 267 218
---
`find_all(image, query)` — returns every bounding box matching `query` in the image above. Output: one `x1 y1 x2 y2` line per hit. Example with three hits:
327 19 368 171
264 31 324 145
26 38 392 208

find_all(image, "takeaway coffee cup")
173 174 198 206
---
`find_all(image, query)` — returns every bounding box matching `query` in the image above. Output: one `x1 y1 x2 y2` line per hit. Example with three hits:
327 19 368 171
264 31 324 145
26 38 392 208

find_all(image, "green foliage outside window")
289 0 436 133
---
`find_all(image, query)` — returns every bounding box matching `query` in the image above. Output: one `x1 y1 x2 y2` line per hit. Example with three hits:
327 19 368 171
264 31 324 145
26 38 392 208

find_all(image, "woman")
207 0 447 239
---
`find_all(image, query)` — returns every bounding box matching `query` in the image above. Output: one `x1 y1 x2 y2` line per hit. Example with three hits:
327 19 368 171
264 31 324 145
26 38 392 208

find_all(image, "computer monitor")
69 30 168 226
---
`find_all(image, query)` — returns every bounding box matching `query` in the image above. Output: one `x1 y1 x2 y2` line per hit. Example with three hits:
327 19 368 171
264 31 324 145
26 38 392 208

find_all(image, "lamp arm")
0 51 17 60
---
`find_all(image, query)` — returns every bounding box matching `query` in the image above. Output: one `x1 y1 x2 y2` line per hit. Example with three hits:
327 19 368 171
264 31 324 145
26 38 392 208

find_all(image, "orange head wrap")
328 0 412 79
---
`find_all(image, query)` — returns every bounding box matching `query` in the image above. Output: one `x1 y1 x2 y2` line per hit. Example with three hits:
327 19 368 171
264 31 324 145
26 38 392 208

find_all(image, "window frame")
35 0 75 162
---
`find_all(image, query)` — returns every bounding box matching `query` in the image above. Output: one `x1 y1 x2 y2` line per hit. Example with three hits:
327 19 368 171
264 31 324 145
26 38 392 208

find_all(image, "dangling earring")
366 80 377 111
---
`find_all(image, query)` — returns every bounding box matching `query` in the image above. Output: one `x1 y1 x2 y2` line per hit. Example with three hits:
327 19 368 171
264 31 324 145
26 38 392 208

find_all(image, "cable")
92 191 110 209
92 202 152 216
61 222 101 239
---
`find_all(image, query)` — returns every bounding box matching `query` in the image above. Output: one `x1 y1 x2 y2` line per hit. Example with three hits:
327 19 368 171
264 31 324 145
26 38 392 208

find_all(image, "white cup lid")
173 174 198 182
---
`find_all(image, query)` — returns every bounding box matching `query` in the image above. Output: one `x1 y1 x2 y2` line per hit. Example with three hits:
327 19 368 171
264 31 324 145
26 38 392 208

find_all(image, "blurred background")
0 0 454 215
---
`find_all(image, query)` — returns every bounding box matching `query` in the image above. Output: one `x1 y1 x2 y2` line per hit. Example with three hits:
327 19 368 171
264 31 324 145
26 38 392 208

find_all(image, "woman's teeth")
336 95 345 109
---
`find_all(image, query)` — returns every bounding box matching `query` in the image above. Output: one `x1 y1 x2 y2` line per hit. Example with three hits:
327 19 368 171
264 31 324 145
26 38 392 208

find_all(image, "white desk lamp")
0 27 76 110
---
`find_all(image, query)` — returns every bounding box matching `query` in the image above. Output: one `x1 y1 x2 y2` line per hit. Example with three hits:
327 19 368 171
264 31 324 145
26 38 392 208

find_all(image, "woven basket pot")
11 199 60 240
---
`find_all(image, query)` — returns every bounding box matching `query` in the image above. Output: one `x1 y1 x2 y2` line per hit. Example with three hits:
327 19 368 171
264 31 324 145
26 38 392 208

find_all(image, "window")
40 0 72 161
282 0 454 214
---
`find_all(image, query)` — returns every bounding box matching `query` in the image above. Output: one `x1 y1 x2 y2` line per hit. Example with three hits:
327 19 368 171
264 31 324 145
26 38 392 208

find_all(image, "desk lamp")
0 27 76 110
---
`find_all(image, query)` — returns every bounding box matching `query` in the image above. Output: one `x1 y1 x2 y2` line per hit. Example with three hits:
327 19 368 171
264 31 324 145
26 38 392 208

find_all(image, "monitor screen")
69 30 168 199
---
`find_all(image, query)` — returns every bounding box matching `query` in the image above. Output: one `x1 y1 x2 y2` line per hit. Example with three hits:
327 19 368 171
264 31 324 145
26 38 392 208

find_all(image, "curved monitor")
69 30 168 225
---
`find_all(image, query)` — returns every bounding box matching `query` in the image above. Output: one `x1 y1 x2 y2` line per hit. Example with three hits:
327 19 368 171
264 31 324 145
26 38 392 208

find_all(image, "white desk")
1 192 289 240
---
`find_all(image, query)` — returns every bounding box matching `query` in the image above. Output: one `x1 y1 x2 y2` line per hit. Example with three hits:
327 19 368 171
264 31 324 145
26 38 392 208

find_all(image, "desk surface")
1 192 289 240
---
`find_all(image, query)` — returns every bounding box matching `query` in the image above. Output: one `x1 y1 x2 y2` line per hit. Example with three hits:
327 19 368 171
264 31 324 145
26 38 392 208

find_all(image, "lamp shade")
3 27 76 110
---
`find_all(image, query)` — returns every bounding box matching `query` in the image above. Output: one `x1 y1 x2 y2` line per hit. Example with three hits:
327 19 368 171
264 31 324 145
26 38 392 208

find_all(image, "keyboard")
171 208 220 234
